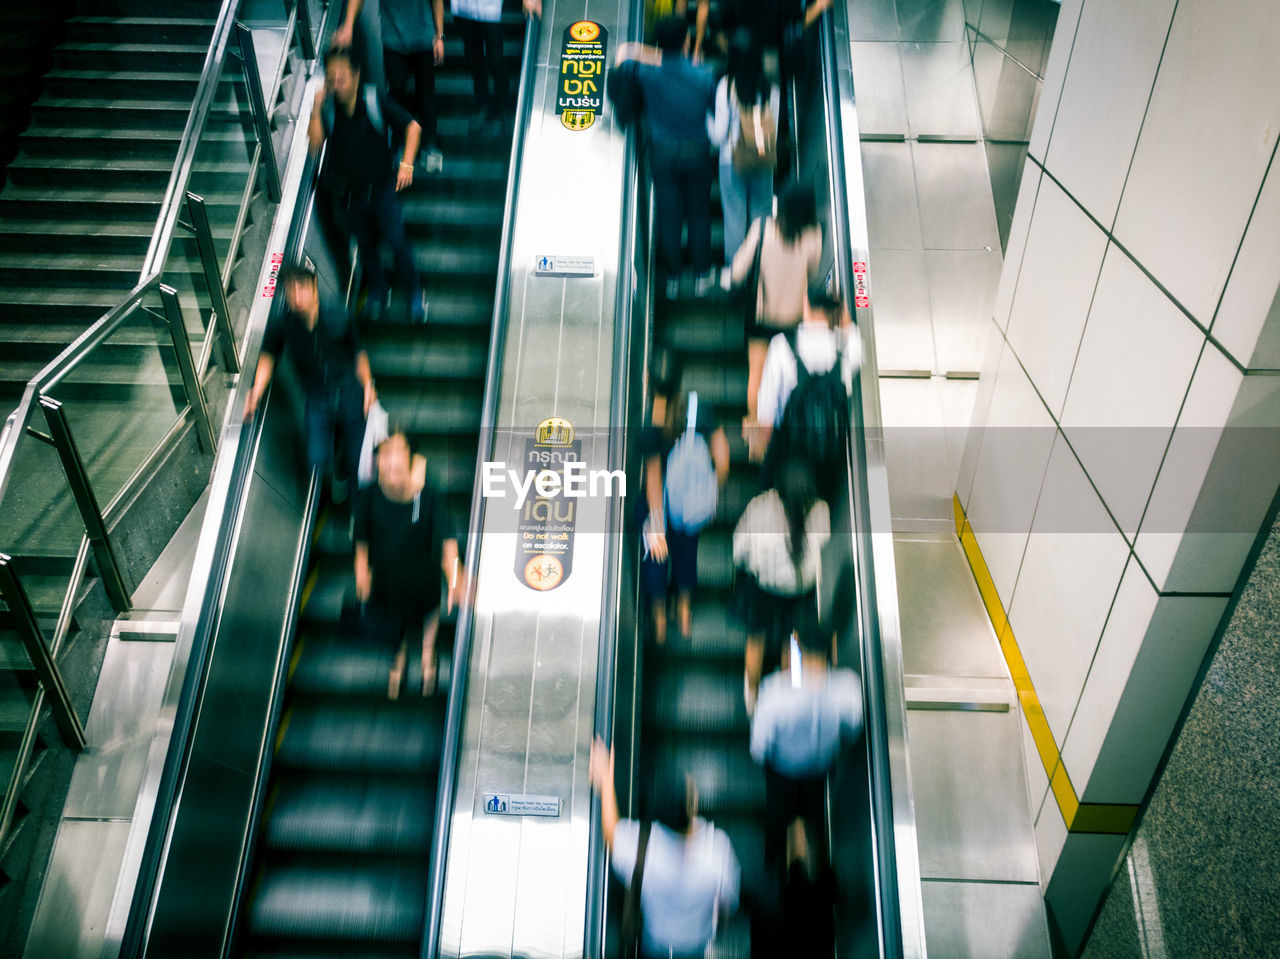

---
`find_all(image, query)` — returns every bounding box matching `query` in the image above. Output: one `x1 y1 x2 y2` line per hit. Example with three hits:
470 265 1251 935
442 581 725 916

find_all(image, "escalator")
233 9 527 956
610 10 906 959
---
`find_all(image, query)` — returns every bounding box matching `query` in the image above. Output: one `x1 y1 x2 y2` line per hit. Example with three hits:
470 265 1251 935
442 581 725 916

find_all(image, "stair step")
50 42 211 73
62 16 218 46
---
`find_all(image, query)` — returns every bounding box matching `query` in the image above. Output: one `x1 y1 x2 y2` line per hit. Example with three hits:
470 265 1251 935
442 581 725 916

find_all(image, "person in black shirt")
245 264 375 492
354 431 462 697
310 46 425 323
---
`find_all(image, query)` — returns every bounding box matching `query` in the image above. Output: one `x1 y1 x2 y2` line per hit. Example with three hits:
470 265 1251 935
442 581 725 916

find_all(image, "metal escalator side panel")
808 3 928 955
431 1 638 955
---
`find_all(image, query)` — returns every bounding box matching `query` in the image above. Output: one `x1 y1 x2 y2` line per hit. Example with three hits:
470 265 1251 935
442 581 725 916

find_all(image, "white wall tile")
913 141 1001 251
1043 0 1176 228
1045 833 1128 952
1061 249 1205 540
872 249 938 371
965 348 1055 601
1213 147 1280 369
1068 571 1227 804
1114 0 1280 326
1033 796 1068 894
992 162 1041 332
1008 435 1129 745
956 326 1005 511
880 377 956 529
1027 0 1083 163
929 250 1003 373
1005 177 1108 418
1137 351 1280 594
902 41 982 138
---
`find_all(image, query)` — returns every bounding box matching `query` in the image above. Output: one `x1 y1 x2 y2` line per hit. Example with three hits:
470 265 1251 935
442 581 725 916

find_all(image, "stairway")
235 8 526 956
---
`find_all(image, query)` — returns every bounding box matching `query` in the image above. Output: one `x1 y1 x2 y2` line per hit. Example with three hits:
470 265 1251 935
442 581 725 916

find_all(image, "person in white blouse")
752 281 860 460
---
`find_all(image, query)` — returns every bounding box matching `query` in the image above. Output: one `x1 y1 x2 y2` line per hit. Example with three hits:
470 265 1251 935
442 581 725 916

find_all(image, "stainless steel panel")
912 141 1000 250
62 639 176 820
437 0 628 954
849 0 900 41
893 535 1007 677
908 708 1041 882
861 141 924 250
880 379 956 530
26 820 134 959
871 249 936 371
902 41 982 138
921 879 1052 958
851 41 910 137
927 249 1002 373
896 0 966 42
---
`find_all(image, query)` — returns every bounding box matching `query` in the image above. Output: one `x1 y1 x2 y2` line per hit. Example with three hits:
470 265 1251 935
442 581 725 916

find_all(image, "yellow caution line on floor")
953 494 1138 836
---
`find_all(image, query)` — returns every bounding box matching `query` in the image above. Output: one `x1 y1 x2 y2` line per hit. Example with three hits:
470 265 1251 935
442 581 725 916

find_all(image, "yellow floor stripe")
952 494 1138 835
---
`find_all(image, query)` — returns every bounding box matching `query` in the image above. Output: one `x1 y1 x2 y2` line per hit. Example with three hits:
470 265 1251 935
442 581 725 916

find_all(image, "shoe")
423 145 444 174
409 289 426 324
664 277 680 300
720 266 732 291
694 269 716 298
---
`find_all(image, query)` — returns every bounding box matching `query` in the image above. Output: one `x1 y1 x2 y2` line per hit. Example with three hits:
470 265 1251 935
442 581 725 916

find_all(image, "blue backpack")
664 392 718 533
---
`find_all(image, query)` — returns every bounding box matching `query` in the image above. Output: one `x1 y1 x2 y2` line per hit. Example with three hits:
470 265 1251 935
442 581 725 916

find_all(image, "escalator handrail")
813 6 927 956
584 0 649 950
420 12 543 958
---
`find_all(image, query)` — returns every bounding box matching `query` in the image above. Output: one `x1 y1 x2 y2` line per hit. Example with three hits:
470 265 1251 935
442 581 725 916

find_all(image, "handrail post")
289 0 316 61
237 21 283 203
159 284 218 454
38 397 132 612
185 192 241 374
0 554 87 751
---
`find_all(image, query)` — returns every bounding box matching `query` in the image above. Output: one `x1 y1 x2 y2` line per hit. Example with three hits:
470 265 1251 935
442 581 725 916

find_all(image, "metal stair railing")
0 0 325 852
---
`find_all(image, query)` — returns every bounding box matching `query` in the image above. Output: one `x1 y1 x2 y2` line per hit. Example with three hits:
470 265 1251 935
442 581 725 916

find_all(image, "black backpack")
776 329 850 472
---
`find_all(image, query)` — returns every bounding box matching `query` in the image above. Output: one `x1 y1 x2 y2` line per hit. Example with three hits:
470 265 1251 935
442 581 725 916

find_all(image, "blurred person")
640 372 730 644
620 17 717 299
354 431 462 697
719 0 833 81
310 46 425 322
749 607 862 859
754 281 858 499
751 816 837 957
590 738 741 959
732 181 822 429
338 0 447 174
452 0 511 137
732 463 829 709
245 264 375 499
707 37 779 283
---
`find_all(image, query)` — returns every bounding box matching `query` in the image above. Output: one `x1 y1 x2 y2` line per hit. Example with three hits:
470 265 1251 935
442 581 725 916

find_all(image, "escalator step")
646 664 749 737
247 857 426 943
290 636 401 698
648 737 766 817
264 773 434 856
276 700 444 774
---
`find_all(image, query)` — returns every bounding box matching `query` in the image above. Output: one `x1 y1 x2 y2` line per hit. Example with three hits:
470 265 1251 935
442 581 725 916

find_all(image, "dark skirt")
732 572 817 669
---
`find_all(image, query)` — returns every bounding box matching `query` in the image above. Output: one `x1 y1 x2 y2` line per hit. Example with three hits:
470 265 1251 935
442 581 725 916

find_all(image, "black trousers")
455 16 509 114
340 179 419 299
384 46 439 148
650 140 714 277
764 764 826 862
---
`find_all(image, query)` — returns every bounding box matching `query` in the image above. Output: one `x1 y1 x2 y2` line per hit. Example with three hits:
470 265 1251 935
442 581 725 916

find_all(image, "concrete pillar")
956 0 1280 950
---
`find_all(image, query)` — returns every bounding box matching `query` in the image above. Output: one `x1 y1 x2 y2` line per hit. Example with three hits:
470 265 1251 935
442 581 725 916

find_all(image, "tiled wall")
958 0 1280 950
964 0 1059 250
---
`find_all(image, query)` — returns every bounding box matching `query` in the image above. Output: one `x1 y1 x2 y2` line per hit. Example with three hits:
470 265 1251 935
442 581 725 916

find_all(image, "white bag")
358 399 389 486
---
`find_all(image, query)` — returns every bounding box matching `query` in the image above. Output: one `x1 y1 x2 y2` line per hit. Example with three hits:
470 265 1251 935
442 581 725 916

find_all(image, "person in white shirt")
749 612 863 858
753 280 860 457
590 738 741 959
732 463 829 709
